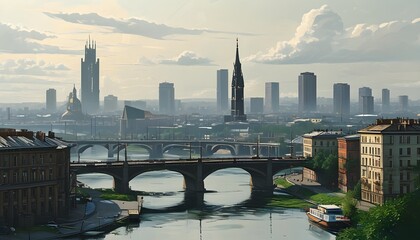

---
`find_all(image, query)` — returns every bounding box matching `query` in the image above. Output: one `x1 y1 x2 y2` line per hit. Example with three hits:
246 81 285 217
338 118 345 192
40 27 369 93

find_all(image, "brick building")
338 134 360 192
0 129 73 227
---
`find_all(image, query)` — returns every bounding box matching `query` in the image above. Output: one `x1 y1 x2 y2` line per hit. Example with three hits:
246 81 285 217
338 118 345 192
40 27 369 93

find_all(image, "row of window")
313 140 336 147
361 135 420 145
0 153 57 168
1 168 55 185
362 147 420 157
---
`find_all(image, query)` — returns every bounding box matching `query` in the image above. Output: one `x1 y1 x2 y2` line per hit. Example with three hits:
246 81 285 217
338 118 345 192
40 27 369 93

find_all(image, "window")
407 172 410 180
399 148 403 155
389 161 393 167
389 149 393 156
417 148 420 155
407 148 411 155
400 173 403 181
390 136 394 144
400 160 403 167
408 160 411 166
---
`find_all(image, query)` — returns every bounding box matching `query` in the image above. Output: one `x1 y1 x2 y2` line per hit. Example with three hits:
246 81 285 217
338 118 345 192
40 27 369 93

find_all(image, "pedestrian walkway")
1 189 136 240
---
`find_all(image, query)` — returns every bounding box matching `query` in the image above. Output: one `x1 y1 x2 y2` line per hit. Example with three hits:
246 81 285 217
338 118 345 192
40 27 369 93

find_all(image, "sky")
0 0 419 104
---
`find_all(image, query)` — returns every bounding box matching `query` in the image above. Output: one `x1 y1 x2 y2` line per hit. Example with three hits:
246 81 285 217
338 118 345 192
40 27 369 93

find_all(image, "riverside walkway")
1 189 140 240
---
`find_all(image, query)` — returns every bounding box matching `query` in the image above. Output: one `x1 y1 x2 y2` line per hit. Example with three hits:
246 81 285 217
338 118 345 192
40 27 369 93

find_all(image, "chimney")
36 131 46 141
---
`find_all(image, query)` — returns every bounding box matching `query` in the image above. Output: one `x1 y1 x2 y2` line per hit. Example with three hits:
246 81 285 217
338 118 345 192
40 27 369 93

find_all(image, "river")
73 146 335 240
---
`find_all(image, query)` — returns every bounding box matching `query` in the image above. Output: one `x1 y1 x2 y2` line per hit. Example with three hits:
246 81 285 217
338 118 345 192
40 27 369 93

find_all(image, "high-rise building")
265 82 279 113
333 83 350 116
359 87 374 114
382 89 390 113
159 82 175 115
46 88 57 112
399 95 408 112
250 97 264 114
217 69 229 114
104 95 118 112
81 37 100 114
358 119 420 205
229 39 246 121
298 72 317 113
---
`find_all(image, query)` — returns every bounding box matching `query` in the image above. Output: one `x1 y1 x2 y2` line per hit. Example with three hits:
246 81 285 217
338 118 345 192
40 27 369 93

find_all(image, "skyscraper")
104 95 118 112
333 83 350 116
159 82 175 115
382 88 390 113
230 39 246 121
250 97 264 114
46 88 57 112
217 69 229 114
265 82 279 113
399 95 408 112
81 37 100 114
359 87 373 114
298 72 317 113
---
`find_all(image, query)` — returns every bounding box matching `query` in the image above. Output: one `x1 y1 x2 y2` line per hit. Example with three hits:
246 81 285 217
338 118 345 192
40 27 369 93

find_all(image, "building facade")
159 82 175 115
46 88 57 113
338 134 360 192
265 82 279 113
217 69 229 114
333 83 350 116
358 119 420 205
250 97 264 114
382 88 390 113
302 130 344 158
104 95 118 113
359 87 373 114
81 38 100 114
0 129 72 227
398 95 408 112
298 72 317 113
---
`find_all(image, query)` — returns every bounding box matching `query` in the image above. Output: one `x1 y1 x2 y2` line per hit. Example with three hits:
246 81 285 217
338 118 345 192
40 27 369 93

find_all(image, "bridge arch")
211 144 236 155
77 144 109 155
123 144 152 155
162 144 190 153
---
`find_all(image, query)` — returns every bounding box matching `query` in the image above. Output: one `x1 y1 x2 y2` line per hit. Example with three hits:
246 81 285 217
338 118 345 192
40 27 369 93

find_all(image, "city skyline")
0 1 419 103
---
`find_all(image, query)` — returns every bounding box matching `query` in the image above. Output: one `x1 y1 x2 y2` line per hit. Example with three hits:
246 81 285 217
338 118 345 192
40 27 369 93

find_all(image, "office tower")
265 82 279 113
359 87 374 114
159 82 175 115
382 88 390 113
333 83 350 116
46 88 57 112
399 95 408 112
359 118 420 205
230 39 246 121
250 97 264 114
104 95 118 112
81 37 100 114
298 72 317 113
217 69 229 114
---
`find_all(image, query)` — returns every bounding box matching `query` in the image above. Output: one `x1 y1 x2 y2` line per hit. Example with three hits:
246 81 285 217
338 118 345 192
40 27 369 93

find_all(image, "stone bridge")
70 157 308 194
68 140 280 159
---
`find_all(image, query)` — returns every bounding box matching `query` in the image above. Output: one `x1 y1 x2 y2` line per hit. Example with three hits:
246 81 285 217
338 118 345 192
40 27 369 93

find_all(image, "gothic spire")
235 38 240 65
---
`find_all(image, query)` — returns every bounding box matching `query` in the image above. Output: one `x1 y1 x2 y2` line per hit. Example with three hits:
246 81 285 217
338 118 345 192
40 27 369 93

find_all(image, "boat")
306 204 350 231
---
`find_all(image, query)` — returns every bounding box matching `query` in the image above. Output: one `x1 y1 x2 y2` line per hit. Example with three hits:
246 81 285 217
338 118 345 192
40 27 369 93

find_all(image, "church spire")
235 38 240 65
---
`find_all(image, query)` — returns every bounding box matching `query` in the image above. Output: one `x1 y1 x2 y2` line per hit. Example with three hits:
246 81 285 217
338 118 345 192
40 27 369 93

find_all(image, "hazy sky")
0 0 419 103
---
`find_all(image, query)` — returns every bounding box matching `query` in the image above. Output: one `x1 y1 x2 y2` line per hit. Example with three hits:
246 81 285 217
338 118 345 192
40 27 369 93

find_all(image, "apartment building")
302 130 344 158
358 119 420 205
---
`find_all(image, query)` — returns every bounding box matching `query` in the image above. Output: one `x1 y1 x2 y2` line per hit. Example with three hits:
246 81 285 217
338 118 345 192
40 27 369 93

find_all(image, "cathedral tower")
81 36 100 114
230 39 246 121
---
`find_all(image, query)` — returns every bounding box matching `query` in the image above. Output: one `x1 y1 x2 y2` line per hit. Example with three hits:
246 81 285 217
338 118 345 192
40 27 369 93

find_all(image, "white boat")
306 204 350 230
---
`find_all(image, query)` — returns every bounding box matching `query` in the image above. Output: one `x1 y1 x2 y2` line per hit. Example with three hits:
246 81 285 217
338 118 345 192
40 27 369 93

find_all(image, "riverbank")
1 188 140 240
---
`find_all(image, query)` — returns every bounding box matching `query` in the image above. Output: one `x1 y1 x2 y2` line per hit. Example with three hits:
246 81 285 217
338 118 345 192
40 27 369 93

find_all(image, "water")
74 146 335 240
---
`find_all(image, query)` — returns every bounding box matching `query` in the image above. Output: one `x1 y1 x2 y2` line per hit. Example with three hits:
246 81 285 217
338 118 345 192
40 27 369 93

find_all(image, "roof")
319 204 341 209
358 119 420 134
0 135 72 150
122 105 147 120
303 131 344 139
338 134 360 140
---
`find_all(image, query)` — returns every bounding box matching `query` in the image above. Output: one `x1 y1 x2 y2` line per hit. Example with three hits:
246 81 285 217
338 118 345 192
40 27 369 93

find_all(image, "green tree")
341 190 357 219
309 152 338 189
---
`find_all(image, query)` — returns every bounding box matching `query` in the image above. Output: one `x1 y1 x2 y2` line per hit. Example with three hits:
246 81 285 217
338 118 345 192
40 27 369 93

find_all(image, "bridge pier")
150 144 163 158
183 159 205 192
107 144 116 158
114 161 130 193
249 158 275 193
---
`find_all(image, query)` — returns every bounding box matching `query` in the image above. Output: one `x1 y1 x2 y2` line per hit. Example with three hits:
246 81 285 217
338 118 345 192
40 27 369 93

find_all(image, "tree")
309 152 338 189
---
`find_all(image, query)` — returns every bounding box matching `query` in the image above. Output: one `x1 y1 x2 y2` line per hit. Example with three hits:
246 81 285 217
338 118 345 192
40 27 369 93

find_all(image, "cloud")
0 59 70 76
138 51 214 66
45 12 217 39
0 23 77 54
159 51 214 65
247 5 420 64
